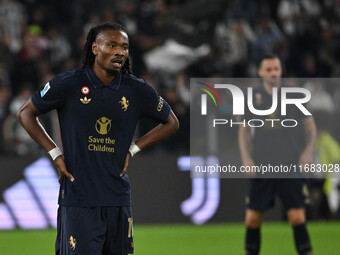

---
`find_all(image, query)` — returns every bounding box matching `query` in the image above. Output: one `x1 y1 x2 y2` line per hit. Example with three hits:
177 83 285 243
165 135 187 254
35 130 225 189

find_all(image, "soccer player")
238 54 316 255
17 22 179 255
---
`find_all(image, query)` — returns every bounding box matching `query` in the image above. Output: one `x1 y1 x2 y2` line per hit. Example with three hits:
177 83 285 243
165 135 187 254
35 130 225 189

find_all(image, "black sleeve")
138 81 171 123
31 75 66 113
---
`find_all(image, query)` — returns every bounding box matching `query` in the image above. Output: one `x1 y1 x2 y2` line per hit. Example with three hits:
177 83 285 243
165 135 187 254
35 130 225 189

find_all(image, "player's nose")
271 72 279 78
113 47 124 56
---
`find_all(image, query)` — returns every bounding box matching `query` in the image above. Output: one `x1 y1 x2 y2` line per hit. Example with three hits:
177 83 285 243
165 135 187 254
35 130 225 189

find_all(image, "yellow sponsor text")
88 136 115 153
88 144 115 152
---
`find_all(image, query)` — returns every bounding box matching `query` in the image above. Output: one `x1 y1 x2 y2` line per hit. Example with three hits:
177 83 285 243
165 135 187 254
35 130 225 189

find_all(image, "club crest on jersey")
80 97 91 104
119 96 129 111
40 82 50 97
81 86 90 94
69 236 76 250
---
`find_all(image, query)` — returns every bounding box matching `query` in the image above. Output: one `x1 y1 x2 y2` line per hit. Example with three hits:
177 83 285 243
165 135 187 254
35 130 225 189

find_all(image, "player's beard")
105 68 120 77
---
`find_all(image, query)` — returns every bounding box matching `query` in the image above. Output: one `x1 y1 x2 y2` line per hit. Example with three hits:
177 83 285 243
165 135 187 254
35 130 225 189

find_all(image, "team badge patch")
119 96 129 111
40 82 50 97
81 86 90 94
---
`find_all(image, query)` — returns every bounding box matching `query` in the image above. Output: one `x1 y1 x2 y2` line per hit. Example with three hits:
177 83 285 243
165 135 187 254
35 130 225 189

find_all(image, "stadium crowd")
1 1 340 220
1 0 340 154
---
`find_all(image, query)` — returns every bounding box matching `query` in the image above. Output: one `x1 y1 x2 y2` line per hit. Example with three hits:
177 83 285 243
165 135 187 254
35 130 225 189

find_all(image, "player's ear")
258 61 265 77
92 42 98 55
258 67 263 77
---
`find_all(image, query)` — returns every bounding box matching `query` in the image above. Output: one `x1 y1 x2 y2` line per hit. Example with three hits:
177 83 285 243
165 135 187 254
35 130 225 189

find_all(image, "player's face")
92 30 129 76
258 58 282 86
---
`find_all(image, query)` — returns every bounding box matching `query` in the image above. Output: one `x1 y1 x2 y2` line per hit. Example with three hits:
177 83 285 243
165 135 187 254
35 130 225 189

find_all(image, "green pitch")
0 221 339 254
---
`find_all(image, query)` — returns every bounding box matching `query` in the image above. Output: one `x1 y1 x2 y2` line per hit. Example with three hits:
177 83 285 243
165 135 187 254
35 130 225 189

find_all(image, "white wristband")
129 142 141 157
48 147 63 161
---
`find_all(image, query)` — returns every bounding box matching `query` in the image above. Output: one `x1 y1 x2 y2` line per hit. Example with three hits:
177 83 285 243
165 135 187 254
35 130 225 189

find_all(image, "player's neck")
263 82 280 95
92 65 116 85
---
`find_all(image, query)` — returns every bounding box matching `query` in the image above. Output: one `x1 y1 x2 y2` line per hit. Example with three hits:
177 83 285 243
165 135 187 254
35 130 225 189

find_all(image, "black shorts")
55 206 134 255
246 178 312 211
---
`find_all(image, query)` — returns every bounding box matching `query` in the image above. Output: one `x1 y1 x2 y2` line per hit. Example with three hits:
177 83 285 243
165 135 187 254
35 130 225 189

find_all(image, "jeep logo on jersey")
95 117 112 135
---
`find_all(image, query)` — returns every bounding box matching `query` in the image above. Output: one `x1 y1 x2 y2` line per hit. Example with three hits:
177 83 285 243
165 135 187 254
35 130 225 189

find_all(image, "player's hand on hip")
242 156 256 176
54 155 74 183
299 150 313 166
121 153 131 177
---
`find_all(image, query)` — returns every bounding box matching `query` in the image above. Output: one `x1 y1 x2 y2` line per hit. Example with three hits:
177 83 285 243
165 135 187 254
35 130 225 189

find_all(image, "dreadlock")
82 22 132 74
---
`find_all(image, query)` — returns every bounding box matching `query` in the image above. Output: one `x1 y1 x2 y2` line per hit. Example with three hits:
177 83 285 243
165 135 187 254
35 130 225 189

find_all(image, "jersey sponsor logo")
69 236 77 250
81 86 90 94
95 117 112 135
119 96 129 111
80 96 91 104
157 97 164 111
88 136 115 153
40 82 51 97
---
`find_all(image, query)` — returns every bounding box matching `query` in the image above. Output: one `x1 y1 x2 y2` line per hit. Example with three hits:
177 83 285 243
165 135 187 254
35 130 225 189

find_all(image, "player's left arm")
299 116 317 165
121 110 179 176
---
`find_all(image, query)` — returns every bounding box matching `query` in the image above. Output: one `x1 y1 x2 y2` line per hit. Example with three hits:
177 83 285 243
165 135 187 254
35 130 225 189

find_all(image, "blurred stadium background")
1 0 340 254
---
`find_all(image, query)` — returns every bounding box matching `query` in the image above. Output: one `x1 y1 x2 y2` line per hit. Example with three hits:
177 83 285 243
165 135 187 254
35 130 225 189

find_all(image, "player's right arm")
17 99 74 182
238 125 255 167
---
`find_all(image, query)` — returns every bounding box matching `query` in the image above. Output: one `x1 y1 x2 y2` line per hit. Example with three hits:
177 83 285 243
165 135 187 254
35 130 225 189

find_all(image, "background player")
17 22 179 255
238 54 317 255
